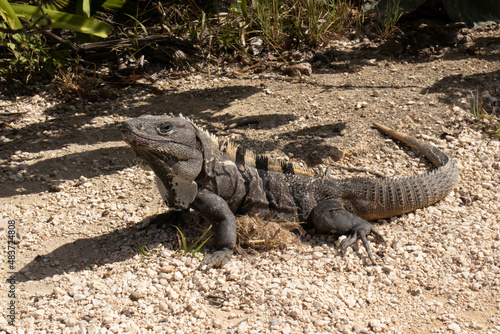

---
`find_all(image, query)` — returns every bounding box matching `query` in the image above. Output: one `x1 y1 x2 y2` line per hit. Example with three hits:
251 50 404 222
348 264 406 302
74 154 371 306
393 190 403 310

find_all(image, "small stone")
345 296 357 308
382 265 393 273
160 265 175 273
173 271 183 280
33 309 45 319
352 322 365 333
425 281 437 290
270 318 282 327
73 293 85 301
68 284 82 296
65 318 77 327
471 322 484 330
482 182 493 189
124 204 135 214
130 291 142 301
312 252 323 260
159 301 169 312
448 322 461 333
369 319 383 332
213 318 223 329
382 277 392 285
48 184 62 192
408 286 422 296
355 101 368 109
237 321 248 334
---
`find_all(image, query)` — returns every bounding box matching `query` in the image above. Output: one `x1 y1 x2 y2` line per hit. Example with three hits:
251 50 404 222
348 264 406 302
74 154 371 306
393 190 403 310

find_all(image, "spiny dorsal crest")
181 114 316 176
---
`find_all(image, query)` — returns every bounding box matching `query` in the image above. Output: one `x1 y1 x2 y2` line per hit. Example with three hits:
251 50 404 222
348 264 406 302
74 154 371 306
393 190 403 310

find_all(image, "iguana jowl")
122 115 459 266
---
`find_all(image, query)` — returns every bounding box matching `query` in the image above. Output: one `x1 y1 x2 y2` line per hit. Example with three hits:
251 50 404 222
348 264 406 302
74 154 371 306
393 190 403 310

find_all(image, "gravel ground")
1 27 500 333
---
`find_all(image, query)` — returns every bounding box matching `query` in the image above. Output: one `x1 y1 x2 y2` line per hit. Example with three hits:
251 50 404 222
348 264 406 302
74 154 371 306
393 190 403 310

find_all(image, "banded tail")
341 123 459 220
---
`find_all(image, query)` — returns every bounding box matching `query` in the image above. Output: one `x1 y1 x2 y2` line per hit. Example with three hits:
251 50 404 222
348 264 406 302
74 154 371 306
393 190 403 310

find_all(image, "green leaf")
12 3 112 37
174 226 188 254
76 0 91 18
187 224 212 255
134 242 152 257
0 0 23 29
100 0 132 12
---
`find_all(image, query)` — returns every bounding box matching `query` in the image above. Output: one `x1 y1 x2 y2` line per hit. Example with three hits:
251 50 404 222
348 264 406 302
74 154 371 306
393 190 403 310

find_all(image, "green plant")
0 1 117 84
53 58 103 98
2 32 69 83
135 242 152 257
160 0 357 56
174 225 212 258
1 2 113 38
378 0 402 38
469 87 485 121
468 87 500 138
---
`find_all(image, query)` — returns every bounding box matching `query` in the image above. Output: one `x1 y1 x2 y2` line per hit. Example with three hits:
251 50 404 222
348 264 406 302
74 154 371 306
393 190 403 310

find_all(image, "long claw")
359 231 376 265
370 226 386 244
199 248 233 269
340 224 385 265
340 232 358 250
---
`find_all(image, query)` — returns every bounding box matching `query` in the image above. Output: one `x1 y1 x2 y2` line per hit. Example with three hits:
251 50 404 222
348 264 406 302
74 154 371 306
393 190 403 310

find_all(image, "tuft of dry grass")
235 215 305 251
52 62 103 100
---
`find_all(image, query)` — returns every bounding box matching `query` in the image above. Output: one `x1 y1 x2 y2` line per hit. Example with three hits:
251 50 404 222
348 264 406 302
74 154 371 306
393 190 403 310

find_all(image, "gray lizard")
122 115 459 266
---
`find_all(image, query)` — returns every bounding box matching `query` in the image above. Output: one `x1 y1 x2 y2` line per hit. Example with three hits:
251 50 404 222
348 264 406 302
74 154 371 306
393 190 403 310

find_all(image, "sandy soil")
0 25 499 333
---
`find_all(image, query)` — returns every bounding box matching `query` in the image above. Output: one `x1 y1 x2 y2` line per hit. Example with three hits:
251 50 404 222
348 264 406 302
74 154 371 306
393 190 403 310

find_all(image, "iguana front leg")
192 189 237 268
310 199 385 264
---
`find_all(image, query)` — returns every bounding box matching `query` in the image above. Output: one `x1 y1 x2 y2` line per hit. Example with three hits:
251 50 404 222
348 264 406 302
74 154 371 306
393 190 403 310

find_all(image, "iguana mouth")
122 131 152 147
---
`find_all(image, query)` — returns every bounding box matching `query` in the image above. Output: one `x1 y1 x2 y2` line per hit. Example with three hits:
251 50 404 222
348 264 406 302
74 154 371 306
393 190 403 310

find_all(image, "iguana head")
122 115 204 209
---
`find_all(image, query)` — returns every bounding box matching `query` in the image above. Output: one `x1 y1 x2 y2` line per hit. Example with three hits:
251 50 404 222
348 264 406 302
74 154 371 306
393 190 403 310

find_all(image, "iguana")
122 115 459 266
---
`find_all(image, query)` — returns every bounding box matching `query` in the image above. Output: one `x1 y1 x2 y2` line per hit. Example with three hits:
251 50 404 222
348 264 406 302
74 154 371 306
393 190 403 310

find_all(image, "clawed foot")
198 248 233 269
340 224 385 265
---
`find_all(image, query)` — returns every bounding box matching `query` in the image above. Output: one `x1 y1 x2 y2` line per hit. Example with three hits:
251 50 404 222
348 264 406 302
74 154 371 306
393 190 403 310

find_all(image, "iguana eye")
157 123 173 135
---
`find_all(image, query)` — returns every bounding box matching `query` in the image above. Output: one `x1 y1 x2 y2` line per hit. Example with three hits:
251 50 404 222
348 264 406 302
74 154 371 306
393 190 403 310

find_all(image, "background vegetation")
0 0 368 86
0 0 499 87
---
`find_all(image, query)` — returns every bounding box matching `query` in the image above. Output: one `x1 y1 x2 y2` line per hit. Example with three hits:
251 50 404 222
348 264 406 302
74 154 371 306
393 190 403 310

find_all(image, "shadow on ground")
16 215 183 282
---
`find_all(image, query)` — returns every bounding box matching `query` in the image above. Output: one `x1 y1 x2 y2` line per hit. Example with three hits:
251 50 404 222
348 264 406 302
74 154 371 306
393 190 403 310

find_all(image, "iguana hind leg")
311 200 385 264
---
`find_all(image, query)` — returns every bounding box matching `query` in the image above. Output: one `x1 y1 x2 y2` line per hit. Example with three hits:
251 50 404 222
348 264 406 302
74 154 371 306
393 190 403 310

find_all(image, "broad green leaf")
12 3 112 37
42 0 135 15
100 0 132 12
76 0 91 18
0 0 23 29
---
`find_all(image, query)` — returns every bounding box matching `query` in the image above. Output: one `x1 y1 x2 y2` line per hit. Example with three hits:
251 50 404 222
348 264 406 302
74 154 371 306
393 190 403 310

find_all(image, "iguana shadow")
16 214 185 282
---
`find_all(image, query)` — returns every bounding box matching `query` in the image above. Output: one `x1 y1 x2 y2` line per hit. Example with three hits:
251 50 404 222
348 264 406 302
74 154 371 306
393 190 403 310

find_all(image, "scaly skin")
122 116 459 266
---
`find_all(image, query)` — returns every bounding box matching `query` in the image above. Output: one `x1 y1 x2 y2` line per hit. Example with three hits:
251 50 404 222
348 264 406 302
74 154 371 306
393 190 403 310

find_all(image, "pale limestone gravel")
1 56 500 333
